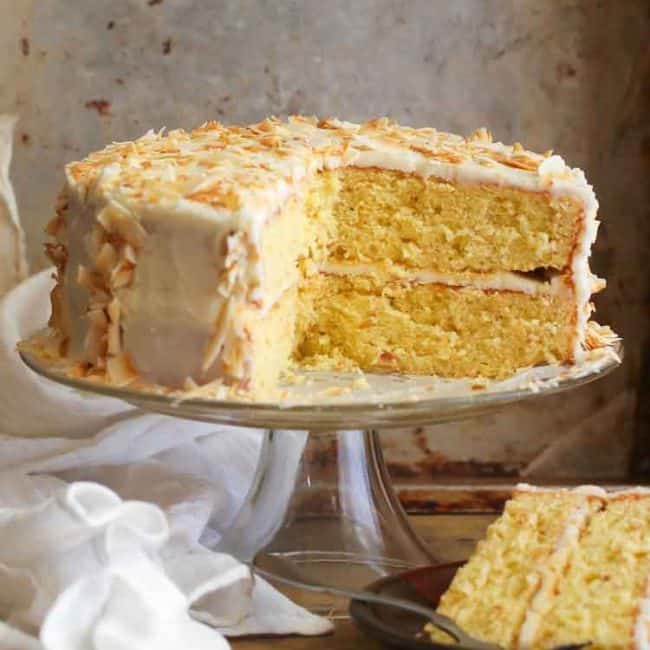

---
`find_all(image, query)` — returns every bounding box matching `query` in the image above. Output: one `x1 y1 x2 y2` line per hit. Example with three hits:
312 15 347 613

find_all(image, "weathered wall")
1 0 647 484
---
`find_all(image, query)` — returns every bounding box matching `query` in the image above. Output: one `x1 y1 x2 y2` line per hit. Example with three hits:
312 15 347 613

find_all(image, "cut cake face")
40 117 605 393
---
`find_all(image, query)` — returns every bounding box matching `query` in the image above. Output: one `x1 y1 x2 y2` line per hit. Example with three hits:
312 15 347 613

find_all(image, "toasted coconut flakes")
221 335 247 378
187 185 241 211
87 307 108 329
54 189 69 215
116 217 147 249
88 289 111 310
48 284 64 328
45 214 66 237
106 353 137 386
467 127 493 143
106 298 121 355
66 362 89 379
84 309 108 363
97 205 147 248
107 321 121 356
434 150 463 164
202 301 232 372
77 265 100 291
121 244 137 264
95 242 118 275
591 276 607 293
317 117 340 130
584 321 620 351
183 377 199 391
409 144 431 157
86 226 107 259
224 232 247 269
490 152 539 172
58 336 69 357
44 242 68 268
111 261 135 289
107 297 120 322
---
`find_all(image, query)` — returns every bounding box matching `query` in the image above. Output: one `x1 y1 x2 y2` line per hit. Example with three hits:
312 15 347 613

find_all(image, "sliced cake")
427 485 606 647
427 486 650 649
37 117 605 393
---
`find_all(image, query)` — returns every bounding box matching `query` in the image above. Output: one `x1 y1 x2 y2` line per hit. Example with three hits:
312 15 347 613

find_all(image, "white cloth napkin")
0 115 27 296
0 111 332 648
0 270 333 649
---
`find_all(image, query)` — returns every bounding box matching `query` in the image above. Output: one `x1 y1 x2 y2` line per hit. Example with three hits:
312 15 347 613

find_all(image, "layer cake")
427 485 650 649
41 117 605 393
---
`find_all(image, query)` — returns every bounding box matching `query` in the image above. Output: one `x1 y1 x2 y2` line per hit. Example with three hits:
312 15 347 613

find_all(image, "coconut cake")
40 117 606 393
426 485 650 649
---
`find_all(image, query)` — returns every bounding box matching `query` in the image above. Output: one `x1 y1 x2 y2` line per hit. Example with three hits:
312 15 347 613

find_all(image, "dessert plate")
20 341 621 431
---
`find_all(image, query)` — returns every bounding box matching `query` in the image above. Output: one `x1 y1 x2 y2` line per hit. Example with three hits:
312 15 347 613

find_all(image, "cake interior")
534 495 650 649
427 491 597 647
252 167 582 390
427 491 650 649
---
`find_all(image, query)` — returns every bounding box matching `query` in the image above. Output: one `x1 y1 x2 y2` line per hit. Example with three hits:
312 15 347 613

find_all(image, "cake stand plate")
21 345 621 620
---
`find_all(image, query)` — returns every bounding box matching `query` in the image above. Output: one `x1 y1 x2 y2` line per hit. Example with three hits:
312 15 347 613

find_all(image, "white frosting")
517 498 601 648
515 483 608 499
51 117 600 388
635 577 650 650
0 114 28 296
319 262 573 296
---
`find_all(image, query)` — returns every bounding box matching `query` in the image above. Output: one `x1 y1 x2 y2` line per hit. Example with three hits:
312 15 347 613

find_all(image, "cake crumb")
351 376 369 390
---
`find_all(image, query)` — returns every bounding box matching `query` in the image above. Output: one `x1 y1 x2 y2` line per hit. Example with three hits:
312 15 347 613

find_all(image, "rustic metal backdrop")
2 0 648 494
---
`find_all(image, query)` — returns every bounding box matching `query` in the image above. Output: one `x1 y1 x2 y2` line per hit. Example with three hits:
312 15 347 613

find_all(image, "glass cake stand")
21 344 621 617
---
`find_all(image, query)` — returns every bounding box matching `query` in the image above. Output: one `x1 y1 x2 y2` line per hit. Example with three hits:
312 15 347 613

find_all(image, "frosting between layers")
516 499 602 648
53 117 600 387
319 262 579 296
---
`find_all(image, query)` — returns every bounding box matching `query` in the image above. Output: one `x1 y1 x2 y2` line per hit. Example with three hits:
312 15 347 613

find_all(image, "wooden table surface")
232 513 495 649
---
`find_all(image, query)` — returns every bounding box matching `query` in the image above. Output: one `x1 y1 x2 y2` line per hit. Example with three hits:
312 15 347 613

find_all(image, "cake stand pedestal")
21 345 621 616
217 428 434 615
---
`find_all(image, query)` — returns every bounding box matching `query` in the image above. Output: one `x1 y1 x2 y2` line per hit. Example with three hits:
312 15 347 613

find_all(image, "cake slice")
37 117 606 393
427 487 650 649
427 485 605 647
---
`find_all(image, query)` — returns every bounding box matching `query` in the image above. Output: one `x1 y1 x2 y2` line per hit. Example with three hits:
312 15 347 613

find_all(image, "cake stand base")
216 429 434 614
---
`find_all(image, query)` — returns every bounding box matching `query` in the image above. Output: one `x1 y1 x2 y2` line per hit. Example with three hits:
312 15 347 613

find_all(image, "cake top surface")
65 116 595 221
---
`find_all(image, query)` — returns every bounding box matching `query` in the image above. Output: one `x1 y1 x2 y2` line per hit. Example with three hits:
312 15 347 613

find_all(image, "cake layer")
533 491 650 650
430 487 604 647
295 274 578 378
330 167 583 273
